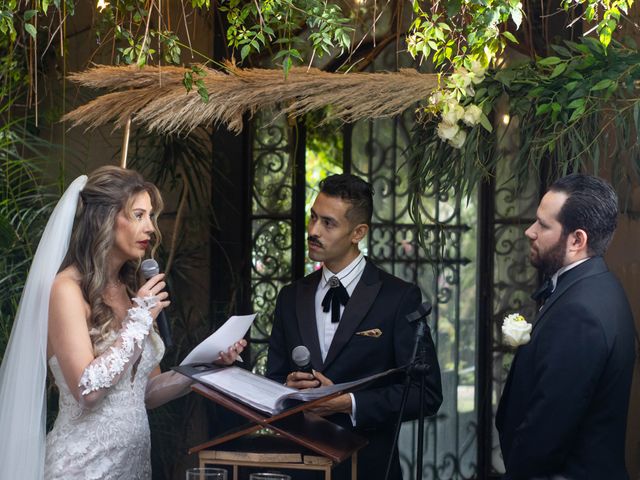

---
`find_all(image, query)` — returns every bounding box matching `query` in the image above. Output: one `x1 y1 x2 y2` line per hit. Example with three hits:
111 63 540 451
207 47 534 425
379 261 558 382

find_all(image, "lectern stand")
183 373 368 480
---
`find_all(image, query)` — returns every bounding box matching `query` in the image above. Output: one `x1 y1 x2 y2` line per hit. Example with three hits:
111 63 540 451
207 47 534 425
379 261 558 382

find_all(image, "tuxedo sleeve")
504 304 608 478
265 287 290 384
352 285 442 428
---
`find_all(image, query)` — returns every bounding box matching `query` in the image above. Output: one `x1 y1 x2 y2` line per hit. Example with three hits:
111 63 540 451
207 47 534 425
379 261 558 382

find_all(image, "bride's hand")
215 339 247 365
135 273 170 320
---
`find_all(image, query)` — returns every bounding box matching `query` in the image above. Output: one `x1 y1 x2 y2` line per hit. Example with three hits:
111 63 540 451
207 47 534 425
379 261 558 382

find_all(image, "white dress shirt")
314 252 366 425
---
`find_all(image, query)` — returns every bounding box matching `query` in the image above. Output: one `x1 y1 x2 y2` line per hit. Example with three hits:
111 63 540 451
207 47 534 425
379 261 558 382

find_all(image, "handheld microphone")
140 258 173 348
291 345 313 374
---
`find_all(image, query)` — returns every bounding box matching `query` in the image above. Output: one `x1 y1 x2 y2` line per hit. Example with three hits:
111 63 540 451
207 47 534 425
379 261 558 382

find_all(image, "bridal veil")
0 175 88 479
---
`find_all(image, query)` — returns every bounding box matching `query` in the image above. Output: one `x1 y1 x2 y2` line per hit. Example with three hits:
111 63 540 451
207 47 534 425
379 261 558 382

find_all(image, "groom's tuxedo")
496 256 636 479
266 259 442 479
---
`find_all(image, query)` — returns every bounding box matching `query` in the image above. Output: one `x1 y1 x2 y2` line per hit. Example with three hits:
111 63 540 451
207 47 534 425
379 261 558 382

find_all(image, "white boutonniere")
502 313 532 347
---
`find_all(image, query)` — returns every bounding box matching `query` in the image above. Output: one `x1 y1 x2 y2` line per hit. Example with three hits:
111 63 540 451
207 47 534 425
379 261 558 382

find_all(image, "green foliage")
219 0 353 74
562 0 633 48
0 124 57 364
411 37 640 205
407 0 524 70
182 65 209 103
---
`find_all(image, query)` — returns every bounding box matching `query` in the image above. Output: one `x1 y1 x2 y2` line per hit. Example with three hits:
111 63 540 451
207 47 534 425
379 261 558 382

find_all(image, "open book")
183 365 401 415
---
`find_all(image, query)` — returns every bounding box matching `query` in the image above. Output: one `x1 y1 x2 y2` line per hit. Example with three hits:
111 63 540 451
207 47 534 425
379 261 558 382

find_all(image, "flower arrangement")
428 61 493 149
502 313 532 347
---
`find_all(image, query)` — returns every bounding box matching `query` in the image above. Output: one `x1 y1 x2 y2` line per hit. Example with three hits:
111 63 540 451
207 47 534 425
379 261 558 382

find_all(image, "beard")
530 234 567 277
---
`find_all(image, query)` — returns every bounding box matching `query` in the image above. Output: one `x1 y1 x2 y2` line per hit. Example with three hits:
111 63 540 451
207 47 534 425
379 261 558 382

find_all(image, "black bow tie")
322 276 350 323
531 277 554 303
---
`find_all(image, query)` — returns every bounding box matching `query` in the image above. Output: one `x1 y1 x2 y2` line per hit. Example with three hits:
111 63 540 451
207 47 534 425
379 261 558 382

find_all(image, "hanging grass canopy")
63 63 438 135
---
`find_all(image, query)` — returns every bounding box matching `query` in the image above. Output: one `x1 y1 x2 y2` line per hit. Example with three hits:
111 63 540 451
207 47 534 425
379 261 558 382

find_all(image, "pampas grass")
64 63 438 134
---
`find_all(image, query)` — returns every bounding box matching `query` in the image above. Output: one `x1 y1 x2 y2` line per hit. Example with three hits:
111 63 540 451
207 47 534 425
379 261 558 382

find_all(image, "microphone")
291 345 313 374
140 258 173 348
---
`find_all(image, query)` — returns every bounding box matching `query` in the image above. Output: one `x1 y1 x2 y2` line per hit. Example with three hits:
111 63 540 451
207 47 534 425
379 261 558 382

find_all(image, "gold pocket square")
355 328 382 338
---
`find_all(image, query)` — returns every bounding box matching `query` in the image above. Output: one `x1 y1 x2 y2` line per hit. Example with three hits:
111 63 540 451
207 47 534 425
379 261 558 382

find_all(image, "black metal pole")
416 368 426 480
384 302 432 480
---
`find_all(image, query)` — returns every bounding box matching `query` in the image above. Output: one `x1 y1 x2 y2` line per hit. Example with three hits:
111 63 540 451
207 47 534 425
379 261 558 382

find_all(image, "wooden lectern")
178 367 369 480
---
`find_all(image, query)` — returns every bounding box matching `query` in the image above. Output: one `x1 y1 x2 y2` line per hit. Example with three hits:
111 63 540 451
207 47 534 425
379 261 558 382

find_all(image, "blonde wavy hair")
60 166 163 350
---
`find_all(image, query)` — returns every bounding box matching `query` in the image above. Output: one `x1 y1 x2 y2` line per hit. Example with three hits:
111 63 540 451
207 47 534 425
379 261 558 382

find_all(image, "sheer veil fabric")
0 175 88 479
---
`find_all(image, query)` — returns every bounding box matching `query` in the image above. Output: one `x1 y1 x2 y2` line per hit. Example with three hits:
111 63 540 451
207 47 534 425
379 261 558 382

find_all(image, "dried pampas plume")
63 63 438 135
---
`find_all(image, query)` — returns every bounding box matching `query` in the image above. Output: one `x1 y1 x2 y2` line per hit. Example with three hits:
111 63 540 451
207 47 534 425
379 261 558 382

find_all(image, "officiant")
266 173 442 479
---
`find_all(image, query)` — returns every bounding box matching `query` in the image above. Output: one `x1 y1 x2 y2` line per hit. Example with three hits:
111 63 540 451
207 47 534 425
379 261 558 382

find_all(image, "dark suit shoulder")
544 270 633 350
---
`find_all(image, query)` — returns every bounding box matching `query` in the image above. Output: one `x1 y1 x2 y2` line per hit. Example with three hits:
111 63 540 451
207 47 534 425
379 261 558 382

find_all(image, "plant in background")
561 0 633 47
220 0 353 74
410 36 640 206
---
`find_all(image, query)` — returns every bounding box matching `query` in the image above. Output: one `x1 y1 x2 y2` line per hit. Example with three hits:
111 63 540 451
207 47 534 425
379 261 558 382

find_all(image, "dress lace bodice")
45 331 165 480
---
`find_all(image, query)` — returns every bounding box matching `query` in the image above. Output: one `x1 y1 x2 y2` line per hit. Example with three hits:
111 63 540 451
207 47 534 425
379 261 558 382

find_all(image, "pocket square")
355 328 382 338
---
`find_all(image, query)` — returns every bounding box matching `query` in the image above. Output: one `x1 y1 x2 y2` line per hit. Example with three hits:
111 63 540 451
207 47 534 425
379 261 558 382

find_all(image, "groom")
496 174 636 479
266 173 442 479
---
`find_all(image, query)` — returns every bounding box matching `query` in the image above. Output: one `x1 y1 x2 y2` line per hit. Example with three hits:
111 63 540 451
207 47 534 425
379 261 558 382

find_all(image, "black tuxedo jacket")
266 259 442 479
496 257 636 480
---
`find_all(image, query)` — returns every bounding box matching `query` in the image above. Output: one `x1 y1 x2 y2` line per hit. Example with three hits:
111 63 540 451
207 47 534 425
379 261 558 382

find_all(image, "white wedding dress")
44 331 165 480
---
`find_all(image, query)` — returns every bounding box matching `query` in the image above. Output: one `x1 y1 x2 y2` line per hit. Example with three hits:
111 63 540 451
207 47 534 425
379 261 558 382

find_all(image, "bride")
0 166 245 479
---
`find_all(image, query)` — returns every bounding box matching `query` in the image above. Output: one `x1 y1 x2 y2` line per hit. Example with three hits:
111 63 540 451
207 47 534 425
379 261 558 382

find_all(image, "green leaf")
550 44 571 57
240 44 250 60
527 86 545 98
567 98 585 109
479 113 493 132
197 85 209 103
182 72 193 91
24 23 36 39
591 79 615 91
536 103 552 115
23 9 37 21
549 63 567 78
563 81 579 91
537 56 562 66
502 31 518 44
568 104 586 122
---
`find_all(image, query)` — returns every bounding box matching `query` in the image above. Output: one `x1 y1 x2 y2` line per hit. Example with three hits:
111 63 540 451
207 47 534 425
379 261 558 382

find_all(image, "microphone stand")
384 302 433 480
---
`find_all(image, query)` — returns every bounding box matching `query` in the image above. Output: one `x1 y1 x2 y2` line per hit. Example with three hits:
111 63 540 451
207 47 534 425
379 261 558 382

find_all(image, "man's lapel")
296 270 324 369
322 260 382 370
532 256 608 330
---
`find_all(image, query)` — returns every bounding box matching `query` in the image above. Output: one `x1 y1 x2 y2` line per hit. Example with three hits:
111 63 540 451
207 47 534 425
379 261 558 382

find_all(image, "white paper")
197 366 295 413
180 314 256 366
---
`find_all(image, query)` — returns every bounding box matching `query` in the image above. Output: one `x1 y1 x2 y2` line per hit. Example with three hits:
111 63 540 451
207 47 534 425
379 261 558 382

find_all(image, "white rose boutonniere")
502 313 532 347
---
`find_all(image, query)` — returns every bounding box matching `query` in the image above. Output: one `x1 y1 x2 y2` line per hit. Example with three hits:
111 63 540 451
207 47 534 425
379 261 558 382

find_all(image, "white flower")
443 103 465 124
437 121 459 141
450 68 473 90
502 313 532 347
448 128 467 149
469 60 486 84
462 104 483 126
429 91 444 106
96 0 109 12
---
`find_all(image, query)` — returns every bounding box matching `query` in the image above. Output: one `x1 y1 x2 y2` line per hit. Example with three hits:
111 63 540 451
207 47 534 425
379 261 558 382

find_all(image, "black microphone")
140 259 173 348
291 345 313 374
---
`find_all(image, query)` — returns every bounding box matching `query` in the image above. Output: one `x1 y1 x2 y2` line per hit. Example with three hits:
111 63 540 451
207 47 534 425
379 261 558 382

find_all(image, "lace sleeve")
78 296 157 408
